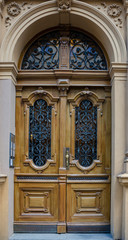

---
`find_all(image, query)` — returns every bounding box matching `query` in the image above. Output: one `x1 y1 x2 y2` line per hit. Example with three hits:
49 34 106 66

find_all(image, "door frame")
14 71 111 233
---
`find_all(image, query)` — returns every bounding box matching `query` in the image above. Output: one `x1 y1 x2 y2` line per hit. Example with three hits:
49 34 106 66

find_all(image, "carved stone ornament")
5 16 11 27
58 0 71 12
7 2 21 16
80 87 93 96
5 2 33 28
57 79 69 96
95 2 123 28
33 87 47 97
107 4 122 18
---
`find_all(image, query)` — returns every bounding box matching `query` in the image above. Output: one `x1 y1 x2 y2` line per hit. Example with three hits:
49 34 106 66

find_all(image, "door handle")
65 148 70 169
30 134 33 142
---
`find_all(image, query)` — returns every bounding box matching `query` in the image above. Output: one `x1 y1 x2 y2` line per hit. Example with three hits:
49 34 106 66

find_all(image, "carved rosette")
7 2 21 16
5 1 33 28
95 2 123 28
107 4 122 18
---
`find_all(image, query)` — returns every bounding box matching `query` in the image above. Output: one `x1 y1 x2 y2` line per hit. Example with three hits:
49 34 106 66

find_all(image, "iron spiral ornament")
75 100 97 167
70 31 107 70
21 30 107 71
29 99 51 166
22 31 60 70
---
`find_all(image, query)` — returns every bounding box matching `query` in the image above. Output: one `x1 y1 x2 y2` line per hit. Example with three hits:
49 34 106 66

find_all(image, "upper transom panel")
21 29 108 71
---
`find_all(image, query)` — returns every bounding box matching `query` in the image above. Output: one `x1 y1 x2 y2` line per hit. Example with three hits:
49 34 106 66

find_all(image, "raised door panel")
67 183 110 223
67 182 110 232
15 182 58 222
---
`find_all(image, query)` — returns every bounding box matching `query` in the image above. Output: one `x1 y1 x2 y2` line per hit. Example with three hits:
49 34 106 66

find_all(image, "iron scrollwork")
75 99 97 167
21 32 60 70
21 30 107 70
70 31 107 70
29 99 51 166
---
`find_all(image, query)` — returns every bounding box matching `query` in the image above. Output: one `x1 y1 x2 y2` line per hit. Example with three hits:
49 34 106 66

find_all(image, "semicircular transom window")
21 30 107 70
29 99 51 167
75 99 97 167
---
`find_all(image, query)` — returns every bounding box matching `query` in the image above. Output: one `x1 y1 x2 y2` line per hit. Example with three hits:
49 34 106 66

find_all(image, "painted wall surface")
0 80 15 240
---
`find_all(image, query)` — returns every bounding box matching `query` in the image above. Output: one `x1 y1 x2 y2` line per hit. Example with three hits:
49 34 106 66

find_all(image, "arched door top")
0 1 126 65
21 29 108 71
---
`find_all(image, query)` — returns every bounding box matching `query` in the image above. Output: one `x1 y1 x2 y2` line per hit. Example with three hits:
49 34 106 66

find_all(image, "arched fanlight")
21 30 107 71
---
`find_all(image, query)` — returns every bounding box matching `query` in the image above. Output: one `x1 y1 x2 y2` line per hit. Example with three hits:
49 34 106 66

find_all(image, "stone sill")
0 174 7 184
118 173 128 187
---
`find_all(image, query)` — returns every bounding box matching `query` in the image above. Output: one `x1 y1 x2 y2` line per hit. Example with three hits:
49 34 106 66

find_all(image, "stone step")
9 233 113 240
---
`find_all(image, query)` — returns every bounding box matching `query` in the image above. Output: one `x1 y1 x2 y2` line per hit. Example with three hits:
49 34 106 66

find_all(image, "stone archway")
0 1 126 63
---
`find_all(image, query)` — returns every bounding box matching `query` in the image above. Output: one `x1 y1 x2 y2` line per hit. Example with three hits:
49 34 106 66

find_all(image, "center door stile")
57 82 69 233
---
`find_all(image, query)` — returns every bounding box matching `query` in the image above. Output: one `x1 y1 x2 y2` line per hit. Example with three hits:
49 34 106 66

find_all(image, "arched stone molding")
0 0 127 66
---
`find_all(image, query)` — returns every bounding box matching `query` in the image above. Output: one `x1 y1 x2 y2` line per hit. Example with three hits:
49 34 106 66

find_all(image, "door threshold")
67 224 110 233
9 233 113 240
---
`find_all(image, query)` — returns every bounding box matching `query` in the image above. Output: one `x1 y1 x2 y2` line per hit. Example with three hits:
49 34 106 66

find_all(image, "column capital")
0 174 7 184
109 63 128 84
118 173 128 187
0 62 18 85
57 79 69 96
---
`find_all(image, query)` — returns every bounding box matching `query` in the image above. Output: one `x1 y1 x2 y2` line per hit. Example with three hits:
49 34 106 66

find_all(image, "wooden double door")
14 84 111 233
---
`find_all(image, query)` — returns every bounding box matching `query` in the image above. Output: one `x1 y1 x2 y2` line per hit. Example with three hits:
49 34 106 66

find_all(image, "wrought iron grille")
21 31 60 70
29 99 51 166
70 31 107 70
21 30 107 70
75 100 97 167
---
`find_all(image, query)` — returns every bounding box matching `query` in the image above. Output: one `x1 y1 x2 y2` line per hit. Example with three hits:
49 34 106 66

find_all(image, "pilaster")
0 62 17 240
118 174 128 240
109 63 127 240
115 2 128 240
123 0 128 171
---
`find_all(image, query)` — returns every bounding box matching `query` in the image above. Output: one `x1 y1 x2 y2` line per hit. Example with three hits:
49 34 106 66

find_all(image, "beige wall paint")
111 79 126 239
0 80 15 240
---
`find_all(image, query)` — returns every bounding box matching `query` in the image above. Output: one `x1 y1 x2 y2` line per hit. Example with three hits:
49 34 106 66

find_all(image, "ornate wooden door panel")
66 87 111 232
14 87 60 232
14 86 111 233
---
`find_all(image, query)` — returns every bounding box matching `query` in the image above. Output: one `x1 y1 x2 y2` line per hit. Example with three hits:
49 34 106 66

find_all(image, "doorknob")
65 148 70 169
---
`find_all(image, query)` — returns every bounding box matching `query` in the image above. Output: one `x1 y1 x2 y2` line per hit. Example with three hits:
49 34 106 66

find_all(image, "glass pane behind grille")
29 99 51 166
21 30 107 71
70 31 107 70
21 31 60 70
75 100 97 167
